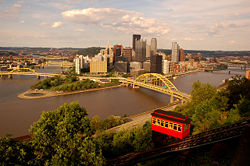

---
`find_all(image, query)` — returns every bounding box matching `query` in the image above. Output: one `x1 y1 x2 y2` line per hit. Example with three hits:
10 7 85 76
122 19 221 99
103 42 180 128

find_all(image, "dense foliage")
31 73 120 92
0 102 152 165
175 76 249 134
0 136 35 165
77 47 103 57
28 102 104 165
95 122 153 159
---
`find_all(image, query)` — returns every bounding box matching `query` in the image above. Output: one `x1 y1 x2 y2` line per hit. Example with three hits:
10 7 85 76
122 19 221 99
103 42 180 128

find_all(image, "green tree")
29 102 104 165
191 81 217 104
226 76 250 112
0 136 35 165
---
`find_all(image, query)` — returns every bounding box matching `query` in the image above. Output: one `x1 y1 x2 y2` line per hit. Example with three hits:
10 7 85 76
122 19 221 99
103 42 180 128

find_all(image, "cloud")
48 2 72 10
62 8 170 35
51 21 63 28
39 22 49 26
19 20 24 24
229 40 236 44
184 37 203 41
0 0 24 19
74 28 85 32
12 3 22 8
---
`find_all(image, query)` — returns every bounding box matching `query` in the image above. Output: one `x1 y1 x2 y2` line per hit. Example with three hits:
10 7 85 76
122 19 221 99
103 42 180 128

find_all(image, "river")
0 67 246 137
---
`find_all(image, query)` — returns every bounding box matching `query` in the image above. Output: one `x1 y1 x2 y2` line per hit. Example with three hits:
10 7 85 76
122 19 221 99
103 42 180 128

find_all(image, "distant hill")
157 49 250 57
0 47 249 57
77 47 104 57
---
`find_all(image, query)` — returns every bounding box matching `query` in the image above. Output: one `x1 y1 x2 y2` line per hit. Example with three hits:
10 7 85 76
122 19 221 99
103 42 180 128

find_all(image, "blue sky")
0 0 250 50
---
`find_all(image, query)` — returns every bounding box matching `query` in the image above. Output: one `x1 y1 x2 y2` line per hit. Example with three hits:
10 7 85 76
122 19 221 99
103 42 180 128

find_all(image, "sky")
0 0 250 50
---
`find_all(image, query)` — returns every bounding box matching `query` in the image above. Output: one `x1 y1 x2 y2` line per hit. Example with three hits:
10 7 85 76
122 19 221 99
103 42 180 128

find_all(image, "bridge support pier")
8 74 13 79
170 95 174 103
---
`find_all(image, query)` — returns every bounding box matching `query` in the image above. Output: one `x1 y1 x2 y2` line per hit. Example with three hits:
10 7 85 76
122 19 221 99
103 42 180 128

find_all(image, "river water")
0 67 246 137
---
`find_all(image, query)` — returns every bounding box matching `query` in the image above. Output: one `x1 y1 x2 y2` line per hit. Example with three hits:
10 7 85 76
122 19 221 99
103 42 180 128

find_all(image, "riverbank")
18 84 123 99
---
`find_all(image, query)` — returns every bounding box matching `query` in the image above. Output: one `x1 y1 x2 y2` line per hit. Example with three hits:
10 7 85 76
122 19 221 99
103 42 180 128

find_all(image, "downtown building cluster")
74 34 204 76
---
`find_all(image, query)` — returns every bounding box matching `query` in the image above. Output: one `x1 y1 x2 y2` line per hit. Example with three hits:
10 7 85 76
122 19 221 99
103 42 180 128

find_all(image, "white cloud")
13 3 22 8
74 28 85 32
184 37 203 41
62 8 170 35
48 2 72 10
39 22 49 26
51 21 63 28
19 20 24 24
229 40 236 44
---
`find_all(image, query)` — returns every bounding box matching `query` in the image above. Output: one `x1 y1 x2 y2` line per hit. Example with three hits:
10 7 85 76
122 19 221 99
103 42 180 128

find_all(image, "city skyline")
0 0 250 51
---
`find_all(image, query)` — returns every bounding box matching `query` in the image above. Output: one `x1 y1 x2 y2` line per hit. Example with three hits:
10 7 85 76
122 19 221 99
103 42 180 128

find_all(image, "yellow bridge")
0 68 59 79
125 73 191 103
35 61 73 68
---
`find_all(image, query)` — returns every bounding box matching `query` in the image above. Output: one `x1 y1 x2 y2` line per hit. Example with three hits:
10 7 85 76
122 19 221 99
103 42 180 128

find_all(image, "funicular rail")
108 119 249 166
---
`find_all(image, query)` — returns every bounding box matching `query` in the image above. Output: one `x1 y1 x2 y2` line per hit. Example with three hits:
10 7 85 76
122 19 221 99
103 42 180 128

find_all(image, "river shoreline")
18 84 123 99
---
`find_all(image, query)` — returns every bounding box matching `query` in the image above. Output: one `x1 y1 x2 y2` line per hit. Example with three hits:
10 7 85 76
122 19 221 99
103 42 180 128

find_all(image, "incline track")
108 119 250 166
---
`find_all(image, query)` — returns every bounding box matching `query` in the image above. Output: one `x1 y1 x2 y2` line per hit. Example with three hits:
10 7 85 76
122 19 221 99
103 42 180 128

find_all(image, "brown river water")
0 67 245 137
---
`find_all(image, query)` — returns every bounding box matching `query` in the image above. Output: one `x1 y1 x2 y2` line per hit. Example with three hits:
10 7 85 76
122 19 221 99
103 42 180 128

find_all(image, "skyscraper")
123 47 132 62
75 57 80 74
162 60 170 74
150 54 162 73
179 48 185 61
113 45 122 63
135 39 146 62
79 55 84 69
150 38 157 56
146 45 151 58
171 42 180 63
132 34 141 50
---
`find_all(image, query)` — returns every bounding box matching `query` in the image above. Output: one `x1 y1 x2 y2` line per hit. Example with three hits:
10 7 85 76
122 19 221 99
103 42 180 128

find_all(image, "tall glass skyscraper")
135 39 146 62
171 42 180 63
132 34 141 50
150 38 157 57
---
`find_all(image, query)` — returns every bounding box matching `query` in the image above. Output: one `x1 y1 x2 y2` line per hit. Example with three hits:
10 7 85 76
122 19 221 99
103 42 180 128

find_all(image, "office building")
171 42 180 63
90 61 107 74
75 57 80 74
179 48 185 61
135 39 146 62
150 38 157 56
132 34 141 50
113 45 122 63
143 61 151 72
150 54 162 73
162 60 170 74
123 47 132 62
130 62 142 71
79 55 84 69
146 45 151 58
115 61 129 73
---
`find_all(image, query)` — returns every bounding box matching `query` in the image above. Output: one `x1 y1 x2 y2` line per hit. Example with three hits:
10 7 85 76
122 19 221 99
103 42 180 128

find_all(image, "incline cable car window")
165 121 168 128
178 125 182 132
157 119 160 125
152 118 156 124
173 123 177 130
161 120 164 126
169 122 173 129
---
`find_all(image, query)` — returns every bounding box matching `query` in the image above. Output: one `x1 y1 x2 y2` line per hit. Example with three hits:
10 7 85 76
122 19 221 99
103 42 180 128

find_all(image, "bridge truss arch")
127 73 190 103
10 68 37 73
135 73 179 92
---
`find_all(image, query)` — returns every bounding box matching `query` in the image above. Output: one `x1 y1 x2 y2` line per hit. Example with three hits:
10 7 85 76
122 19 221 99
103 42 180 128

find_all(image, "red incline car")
151 109 191 139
